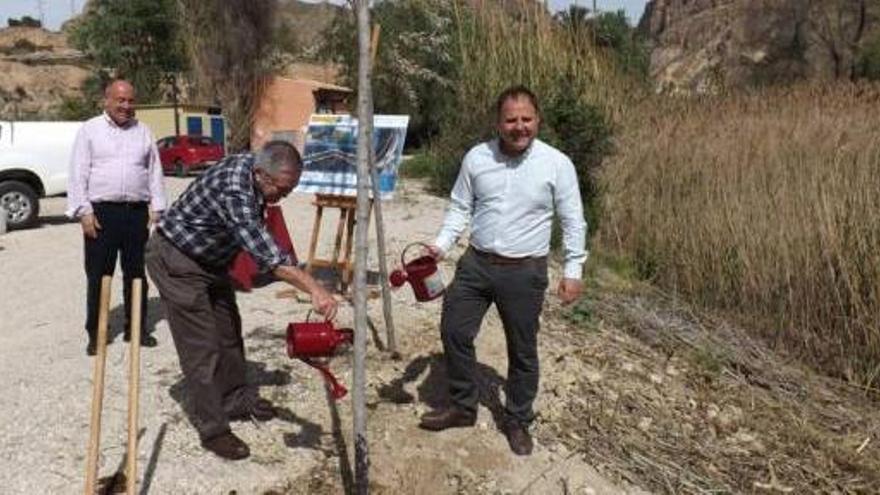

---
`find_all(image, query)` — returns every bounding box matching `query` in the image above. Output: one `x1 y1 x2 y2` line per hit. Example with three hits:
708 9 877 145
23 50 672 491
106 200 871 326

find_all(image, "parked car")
157 135 225 176
0 120 82 229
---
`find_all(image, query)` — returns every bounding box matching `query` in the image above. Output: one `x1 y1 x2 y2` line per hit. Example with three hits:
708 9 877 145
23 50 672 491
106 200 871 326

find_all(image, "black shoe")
124 334 158 347
201 431 250 460
86 334 112 356
231 398 277 422
418 407 477 431
503 421 534 456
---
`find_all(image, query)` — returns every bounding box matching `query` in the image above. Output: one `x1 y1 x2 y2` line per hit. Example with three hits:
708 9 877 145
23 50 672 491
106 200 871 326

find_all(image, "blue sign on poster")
295 114 409 200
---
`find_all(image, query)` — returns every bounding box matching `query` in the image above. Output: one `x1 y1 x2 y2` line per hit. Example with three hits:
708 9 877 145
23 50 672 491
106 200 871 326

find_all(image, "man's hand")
273 264 339 319
80 213 101 239
311 286 338 320
557 278 583 305
148 210 159 229
423 244 445 260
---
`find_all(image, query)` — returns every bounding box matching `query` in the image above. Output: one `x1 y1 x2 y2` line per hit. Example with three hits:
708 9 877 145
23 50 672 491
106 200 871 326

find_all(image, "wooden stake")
84 275 112 495
126 279 143 495
367 22 398 355
354 0 373 491
370 24 381 67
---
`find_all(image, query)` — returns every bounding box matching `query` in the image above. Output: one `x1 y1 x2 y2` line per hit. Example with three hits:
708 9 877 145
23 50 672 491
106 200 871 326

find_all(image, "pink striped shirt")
65 113 167 217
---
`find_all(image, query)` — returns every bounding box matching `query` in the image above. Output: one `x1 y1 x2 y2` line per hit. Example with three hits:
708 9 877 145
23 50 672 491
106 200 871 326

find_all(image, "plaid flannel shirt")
157 153 291 272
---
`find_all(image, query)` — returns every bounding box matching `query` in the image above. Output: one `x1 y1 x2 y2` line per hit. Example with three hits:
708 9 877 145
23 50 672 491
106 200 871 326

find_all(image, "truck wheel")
0 180 39 229
174 159 186 177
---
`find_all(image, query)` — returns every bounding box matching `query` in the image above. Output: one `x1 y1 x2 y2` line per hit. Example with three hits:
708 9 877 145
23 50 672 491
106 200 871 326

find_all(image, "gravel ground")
0 176 634 494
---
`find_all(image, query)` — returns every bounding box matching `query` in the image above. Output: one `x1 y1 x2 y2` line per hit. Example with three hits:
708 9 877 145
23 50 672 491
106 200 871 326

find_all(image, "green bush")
541 79 612 232
857 37 880 81
399 151 438 178
56 96 98 121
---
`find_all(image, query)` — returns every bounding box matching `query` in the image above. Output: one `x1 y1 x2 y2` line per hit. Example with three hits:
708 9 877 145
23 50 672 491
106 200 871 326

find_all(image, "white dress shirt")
434 138 588 279
66 113 166 218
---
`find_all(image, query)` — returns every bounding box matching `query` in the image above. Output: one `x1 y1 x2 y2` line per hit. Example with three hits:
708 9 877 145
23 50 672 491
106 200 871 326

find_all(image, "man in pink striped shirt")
66 79 167 356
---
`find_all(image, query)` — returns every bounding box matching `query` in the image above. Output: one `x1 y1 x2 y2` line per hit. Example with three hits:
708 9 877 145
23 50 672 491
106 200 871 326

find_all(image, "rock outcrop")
639 0 880 92
0 27 89 119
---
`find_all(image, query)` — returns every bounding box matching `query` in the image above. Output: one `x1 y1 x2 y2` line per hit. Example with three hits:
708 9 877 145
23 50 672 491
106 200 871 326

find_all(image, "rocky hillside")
277 0 342 56
0 26 89 119
639 0 880 92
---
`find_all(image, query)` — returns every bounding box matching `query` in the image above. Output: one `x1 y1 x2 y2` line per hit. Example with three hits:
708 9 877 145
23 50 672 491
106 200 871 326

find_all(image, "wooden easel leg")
342 207 357 290
331 208 347 270
307 205 324 270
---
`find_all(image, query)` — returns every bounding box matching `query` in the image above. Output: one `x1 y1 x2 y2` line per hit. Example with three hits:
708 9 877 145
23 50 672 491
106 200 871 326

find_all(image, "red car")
157 135 225 176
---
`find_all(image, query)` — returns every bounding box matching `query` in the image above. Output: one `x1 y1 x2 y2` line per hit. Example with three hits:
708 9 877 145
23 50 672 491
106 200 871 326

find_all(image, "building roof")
274 77 352 93
135 103 222 113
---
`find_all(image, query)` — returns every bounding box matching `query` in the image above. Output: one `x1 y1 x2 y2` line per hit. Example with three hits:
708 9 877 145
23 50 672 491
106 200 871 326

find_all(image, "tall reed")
601 83 880 385
426 0 634 194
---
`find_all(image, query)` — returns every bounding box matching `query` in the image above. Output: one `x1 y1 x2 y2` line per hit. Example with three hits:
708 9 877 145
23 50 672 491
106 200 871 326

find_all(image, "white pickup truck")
0 120 82 229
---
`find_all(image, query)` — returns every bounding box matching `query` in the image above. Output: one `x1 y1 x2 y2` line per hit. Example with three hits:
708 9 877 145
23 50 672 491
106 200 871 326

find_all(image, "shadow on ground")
377 352 508 430
107 296 164 342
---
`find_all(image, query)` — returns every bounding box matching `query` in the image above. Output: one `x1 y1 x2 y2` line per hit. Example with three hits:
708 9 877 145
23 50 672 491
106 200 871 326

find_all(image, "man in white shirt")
67 80 167 355
419 86 587 456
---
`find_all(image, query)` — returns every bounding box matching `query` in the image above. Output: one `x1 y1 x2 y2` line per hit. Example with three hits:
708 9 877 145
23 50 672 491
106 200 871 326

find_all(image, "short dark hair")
494 85 540 119
256 140 302 174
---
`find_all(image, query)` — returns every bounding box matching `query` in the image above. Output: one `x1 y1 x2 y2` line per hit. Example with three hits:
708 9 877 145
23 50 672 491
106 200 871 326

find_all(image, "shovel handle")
126 278 143 495
85 276 112 495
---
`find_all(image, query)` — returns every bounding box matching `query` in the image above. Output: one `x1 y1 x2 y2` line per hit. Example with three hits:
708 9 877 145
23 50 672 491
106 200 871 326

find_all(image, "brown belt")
470 247 545 265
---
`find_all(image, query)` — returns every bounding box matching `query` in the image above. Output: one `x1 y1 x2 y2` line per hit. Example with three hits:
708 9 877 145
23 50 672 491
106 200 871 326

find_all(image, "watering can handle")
304 309 332 323
400 242 433 267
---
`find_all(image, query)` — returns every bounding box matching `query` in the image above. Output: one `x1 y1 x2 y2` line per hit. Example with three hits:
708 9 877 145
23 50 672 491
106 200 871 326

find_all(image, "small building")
135 104 227 150
251 77 352 152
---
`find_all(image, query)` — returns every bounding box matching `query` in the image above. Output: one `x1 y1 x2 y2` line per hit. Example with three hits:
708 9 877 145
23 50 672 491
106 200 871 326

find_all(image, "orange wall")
252 78 319 152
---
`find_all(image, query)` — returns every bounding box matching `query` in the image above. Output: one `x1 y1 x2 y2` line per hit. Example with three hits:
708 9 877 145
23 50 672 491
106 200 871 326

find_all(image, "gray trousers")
440 248 548 425
145 234 256 440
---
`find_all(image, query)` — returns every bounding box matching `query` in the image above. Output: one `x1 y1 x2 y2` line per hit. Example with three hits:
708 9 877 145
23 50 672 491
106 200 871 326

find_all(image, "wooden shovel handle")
126 278 143 495
84 275 112 494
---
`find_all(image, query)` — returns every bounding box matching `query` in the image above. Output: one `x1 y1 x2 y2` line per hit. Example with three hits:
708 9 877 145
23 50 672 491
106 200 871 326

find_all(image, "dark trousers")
145 234 256 440
440 248 548 425
84 202 150 341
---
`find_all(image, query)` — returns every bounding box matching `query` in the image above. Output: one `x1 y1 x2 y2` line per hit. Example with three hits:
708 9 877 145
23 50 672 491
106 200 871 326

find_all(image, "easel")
306 194 372 291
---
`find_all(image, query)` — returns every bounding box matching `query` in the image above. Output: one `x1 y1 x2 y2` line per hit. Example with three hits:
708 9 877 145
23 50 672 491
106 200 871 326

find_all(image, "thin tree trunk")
353 0 373 491
367 23 398 356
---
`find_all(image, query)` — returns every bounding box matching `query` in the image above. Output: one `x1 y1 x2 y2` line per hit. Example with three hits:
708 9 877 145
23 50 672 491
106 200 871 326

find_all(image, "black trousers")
145 234 256 440
440 248 548 425
83 202 150 341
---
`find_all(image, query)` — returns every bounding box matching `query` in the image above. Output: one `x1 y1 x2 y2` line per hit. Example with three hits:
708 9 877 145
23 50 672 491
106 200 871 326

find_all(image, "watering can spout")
286 318 353 401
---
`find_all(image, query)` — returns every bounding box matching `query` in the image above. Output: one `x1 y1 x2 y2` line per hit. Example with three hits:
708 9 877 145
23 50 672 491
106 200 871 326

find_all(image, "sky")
0 0 649 31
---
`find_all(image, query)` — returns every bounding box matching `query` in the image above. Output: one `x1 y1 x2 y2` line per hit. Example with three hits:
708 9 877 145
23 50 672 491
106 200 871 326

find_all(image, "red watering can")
286 313 353 400
389 242 446 302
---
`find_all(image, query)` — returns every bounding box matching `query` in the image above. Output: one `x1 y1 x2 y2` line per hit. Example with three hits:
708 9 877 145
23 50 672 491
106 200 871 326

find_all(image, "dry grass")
542 267 880 493
449 0 625 114
600 83 880 385
431 0 634 145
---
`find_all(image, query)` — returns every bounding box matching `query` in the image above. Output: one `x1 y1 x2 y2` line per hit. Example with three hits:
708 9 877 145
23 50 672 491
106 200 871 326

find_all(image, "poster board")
295 114 410 199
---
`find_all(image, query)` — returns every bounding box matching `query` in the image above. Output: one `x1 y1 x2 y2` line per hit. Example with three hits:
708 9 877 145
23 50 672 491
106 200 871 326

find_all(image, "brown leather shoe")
418 407 476 431
201 431 250 460
503 421 534 456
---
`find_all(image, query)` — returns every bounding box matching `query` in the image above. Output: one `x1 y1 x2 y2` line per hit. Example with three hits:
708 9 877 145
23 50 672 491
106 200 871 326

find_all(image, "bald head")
103 79 136 127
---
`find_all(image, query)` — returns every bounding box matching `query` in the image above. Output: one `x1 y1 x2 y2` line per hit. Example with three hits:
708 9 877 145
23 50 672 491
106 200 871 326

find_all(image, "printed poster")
295 114 409 199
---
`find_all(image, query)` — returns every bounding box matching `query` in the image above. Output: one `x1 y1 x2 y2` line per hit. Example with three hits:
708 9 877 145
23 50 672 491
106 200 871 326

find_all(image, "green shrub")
399 151 438 178
857 37 880 81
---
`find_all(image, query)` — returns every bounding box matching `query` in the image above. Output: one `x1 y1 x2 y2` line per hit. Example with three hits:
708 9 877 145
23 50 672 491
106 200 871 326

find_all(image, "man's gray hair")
255 140 302 174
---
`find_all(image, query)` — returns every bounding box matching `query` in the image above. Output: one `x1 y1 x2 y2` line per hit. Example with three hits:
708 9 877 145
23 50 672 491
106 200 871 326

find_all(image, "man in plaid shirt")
146 141 337 460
